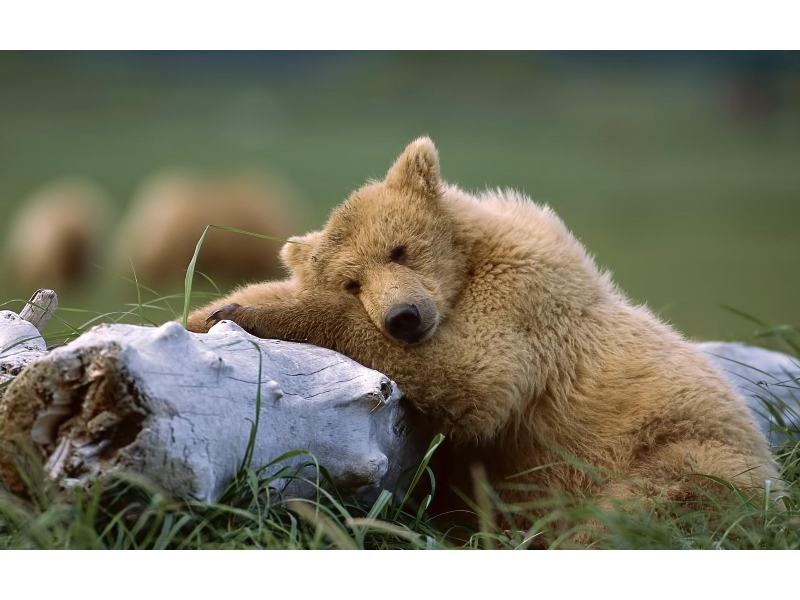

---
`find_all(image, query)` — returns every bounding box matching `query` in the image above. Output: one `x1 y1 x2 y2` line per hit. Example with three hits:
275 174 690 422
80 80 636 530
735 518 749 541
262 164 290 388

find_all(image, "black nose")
385 304 422 343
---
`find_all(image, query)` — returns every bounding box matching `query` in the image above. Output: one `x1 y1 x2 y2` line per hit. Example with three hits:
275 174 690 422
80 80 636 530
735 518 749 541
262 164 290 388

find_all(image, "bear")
4 178 113 292
114 170 305 288
185 137 779 534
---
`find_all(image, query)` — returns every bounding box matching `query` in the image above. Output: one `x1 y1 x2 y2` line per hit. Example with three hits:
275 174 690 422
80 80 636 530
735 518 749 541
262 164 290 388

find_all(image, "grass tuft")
1 271 798 548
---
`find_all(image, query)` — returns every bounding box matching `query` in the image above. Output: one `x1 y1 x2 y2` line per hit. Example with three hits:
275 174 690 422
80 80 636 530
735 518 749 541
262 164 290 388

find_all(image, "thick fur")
186 138 778 520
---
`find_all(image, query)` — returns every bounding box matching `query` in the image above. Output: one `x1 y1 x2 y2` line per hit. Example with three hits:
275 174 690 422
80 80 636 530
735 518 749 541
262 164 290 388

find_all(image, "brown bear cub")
186 137 778 530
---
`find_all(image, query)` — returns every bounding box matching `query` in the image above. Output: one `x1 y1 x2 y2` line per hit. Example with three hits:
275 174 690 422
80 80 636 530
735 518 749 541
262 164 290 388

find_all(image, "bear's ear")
281 230 323 270
385 136 441 199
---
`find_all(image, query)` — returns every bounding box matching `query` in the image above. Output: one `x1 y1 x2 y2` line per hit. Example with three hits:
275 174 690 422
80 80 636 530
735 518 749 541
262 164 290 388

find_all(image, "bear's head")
281 137 470 346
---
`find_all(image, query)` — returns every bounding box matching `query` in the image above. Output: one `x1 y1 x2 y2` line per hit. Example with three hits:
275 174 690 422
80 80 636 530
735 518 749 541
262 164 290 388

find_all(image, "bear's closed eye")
343 280 361 294
389 245 406 264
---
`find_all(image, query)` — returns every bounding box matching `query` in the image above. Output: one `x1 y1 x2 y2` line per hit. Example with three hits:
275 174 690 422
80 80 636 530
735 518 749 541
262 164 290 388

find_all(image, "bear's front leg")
203 302 277 337
185 280 301 338
184 279 350 348
202 301 315 343
204 302 241 326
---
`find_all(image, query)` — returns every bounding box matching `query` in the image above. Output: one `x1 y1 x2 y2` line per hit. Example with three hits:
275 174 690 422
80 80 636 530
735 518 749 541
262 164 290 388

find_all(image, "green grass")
0 432 452 550
2 222 800 549
1 53 799 549
1 288 799 549
1 424 798 549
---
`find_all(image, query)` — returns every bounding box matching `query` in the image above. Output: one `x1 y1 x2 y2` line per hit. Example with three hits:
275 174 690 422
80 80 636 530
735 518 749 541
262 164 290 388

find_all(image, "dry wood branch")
18 289 59 332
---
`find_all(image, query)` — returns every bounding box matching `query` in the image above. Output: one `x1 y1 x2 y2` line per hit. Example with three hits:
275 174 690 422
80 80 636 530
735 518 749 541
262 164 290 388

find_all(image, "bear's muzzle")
385 303 433 345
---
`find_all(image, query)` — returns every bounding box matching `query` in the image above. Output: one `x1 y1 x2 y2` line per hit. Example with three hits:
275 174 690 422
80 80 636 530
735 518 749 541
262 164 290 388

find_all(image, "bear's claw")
205 303 242 326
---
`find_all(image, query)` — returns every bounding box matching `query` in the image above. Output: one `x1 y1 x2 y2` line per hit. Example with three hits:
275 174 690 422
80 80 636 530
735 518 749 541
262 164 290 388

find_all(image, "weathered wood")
0 311 49 387
2 294 796 506
18 289 59 332
0 320 424 504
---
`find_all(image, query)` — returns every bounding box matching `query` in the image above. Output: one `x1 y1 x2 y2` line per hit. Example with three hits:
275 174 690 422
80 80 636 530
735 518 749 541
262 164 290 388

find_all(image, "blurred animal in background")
113 170 304 288
3 178 114 291
722 74 778 131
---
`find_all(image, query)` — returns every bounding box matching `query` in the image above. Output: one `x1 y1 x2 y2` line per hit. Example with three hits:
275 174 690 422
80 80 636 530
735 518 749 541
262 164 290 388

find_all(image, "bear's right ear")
385 136 441 199
281 230 323 270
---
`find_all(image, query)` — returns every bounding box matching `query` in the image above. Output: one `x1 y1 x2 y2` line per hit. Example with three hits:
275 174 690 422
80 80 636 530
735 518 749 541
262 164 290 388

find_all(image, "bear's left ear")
281 230 323 271
385 136 441 199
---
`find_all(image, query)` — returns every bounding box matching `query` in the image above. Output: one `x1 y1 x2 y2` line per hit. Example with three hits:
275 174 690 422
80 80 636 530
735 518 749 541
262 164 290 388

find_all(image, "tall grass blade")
393 433 444 520
181 225 211 327
286 499 358 550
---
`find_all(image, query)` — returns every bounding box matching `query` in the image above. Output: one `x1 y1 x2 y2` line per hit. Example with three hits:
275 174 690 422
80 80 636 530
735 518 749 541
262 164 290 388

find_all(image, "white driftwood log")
18 288 59 332
1 295 797 505
0 312 49 387
0 320 424 504
0 289 58 386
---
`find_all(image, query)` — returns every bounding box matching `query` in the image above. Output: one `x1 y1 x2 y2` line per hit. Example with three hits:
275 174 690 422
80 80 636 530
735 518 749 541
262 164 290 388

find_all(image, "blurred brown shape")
113 170 303 288
722 75 778 131
3 179 113 291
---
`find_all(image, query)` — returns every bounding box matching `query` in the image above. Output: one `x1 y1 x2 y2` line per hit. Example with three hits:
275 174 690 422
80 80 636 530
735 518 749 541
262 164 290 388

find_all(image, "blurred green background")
0 51 798 342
